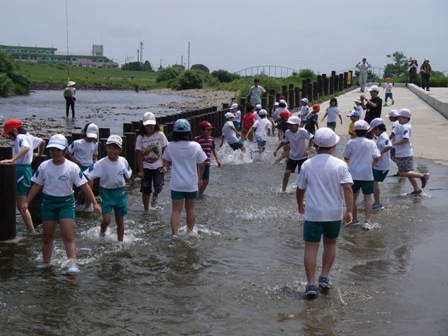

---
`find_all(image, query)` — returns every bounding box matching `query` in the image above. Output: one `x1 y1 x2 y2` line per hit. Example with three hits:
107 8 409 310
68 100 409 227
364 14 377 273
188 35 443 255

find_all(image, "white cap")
354 99 362 104
314 127 339 147
301 98 309 103
386 109 399 118
398 108 412 118
225 112 235 119
67 81 75 87
354 120 369 130
279 99 287 105
255 104 262 109
106 135 123 148
142 112 156 125
274 102 279 106
368 118 384 132
368 85 380 92
347 111 360 117
46 134 68 150
85 123 98 139
286 116 300 125
259 109 267 116
231 103 238 109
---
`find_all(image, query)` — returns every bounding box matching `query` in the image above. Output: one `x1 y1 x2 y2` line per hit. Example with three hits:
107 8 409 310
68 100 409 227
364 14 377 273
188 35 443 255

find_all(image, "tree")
384 51 408 78
298 68 315 79
156 65 184 82
176 70 203 90
121 61 153 71
0 51 30 97
191 64 210 73
211 69 239 83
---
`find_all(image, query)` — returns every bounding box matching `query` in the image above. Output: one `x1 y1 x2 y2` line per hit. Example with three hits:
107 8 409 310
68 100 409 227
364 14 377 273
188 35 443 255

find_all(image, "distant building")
0 44 118 69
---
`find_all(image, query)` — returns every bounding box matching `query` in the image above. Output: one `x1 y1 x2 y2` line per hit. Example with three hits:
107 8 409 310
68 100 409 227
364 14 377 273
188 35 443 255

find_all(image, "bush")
176 70 203 90
156 66 184 83
211 69 240 83
298 68 315 79
0 73 14 97
191 64 210 73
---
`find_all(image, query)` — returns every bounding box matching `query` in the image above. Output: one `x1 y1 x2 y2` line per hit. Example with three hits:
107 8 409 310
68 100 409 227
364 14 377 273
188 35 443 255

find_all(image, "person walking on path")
356 58 372 92
361 85 382 124
382 78 395 106
63 81 76 118
321 98 342 131
247 79 266 108
408 59 418 85
420 58 431 91
296 127 354 299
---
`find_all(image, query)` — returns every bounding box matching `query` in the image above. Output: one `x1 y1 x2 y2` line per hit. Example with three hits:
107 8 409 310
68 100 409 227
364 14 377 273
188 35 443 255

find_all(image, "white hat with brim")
142 112 156 125
354 120 369 130
46 134 68 150
386 110 399 118
106 135 123 148
368 85 380 92
314 127 339 147
286 116 300 125
67 81 76 87
368 118 384 132
354 99 362 104
86 123 99 139
301 98 309 103
225 112 235 119
259 109 267 116
231 103 238 109
398 108 412 118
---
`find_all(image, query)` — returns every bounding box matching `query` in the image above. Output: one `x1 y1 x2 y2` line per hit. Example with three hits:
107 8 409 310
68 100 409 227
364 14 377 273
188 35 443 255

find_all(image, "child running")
368 118 392 211
305 104 320 135
296 127 354 299
0 119 44 235
23 134 101 273
321 98 342 131
273 116 314 192
299 98 310 127
241 105 256 141
194 121 221 199
66 122 99 211
135 112 168 211
220 112 246 154
387 110 399 164
382 78 395 106
230 103 241 131
84 135 133 241
245 109 272 154
162 119 207 237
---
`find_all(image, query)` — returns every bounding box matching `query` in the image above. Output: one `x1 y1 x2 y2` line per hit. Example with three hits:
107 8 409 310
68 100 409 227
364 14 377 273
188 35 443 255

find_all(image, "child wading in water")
162 119 207 237
84 135 133 241
0 119 45 235
23 134 101 273
135 112 168 211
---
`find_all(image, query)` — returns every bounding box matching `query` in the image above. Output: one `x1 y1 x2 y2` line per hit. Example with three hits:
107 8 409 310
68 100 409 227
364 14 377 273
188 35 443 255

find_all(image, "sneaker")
304 285 317 299
420 173 430 189
363 222 372 231
372 203 384 212
151 195 158 207
23 231 42 237
318 277 330 290
349 220 360 225
383 103 387 107
67 264 80 273
408 190 422 196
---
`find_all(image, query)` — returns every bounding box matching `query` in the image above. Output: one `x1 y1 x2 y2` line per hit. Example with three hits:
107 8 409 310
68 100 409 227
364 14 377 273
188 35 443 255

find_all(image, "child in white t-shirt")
245 109 271 153
23 134 101 273
299 98 310 127
387 110 399 163
84 135 133 241
162 119 207 237
382 78 395 106
342 120 381 230
230 103 241 131
220 113 246 153
66 122 99 210
354 99 363 119
321 98 342 131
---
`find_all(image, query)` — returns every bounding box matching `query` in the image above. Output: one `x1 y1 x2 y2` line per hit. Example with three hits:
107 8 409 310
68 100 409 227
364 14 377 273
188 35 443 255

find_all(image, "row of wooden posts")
0 70 353 240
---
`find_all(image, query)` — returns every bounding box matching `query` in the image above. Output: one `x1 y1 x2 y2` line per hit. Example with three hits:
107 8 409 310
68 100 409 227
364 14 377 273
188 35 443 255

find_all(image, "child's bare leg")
142 193 150 211
321 237 337 279
84 180 94 208
304 241 320 286
115 215 124 242
42 221 58 263
353 190 360 221
198 179 209 196
185 198 196 232
60 218 76 262
364 194 372 223
16 195 35 233
170 199 184 236
373 181 380 205
282 171 291 192
101 213 111 236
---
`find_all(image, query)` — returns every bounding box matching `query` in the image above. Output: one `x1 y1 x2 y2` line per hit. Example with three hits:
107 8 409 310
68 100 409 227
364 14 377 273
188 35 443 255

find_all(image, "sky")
1 0 448 76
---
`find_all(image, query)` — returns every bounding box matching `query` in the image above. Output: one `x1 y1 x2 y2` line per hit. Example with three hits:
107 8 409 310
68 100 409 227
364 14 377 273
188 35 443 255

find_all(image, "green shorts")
373 169 389 182
80 164 94 172
390 148 395 156
202 165 210 180
171 190 197 200
352 180 374 195
385 93 393 99
16 164 32 195
41 194 75 221
326 121 337 128
304 220 341 242
100 187 127 216
229 141 244 151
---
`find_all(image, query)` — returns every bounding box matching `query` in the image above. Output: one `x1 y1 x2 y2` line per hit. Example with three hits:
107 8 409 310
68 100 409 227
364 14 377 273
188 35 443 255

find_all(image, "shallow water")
1 92 448 335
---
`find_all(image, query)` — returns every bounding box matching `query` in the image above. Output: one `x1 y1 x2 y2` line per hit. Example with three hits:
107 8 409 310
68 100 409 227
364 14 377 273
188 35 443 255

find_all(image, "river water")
0 91 447 335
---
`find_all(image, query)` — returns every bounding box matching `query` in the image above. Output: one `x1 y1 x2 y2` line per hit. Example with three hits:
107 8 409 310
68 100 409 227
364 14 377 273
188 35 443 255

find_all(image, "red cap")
1 119 22 136
199 121 214 130
312 104 320 112
386 77 391 81
279 111 291 119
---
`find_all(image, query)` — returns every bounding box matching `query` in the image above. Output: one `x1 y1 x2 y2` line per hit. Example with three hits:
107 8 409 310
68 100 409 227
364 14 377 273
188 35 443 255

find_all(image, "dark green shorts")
352 180 374 194
229 141 244 151
373 169 389 182
41 194 75 221
304 220 341 242
171 190 197 200
202 165 210 180
16 164 32 195
326 121 337 128
100 187 127 216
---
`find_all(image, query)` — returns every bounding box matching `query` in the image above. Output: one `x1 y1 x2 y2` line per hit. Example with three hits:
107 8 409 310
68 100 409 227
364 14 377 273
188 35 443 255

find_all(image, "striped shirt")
194 135 215 167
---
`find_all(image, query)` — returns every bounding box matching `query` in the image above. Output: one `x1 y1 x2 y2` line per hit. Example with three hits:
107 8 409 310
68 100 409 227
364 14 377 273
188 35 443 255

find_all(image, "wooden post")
330 71 336 95
281 85 287 100
123 123 134 133
288 83 295 110
339 73 344 91
295 87 301 107
123 132 137 175
322 74 328 96
99 127 110 140
0 147 12 161
0 164 16 240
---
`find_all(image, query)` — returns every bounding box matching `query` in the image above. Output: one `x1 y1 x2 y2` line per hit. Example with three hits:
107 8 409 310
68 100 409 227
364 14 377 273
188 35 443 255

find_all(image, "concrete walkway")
315 86 448 166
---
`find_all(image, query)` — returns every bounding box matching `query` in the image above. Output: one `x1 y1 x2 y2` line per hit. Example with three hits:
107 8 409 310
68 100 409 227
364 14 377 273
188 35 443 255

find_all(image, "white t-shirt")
84 156 132 189
300 105 310 121
234 110 241 123
390 120 400 135
282 128 314 160
252 118 271 142
342 137 381 181
68 138 98 166
325 106 341 123
383 82 393 93
135 131 168 169
13 134 32 165
373 132 392 171
354 105 363 119
32 159 87 197
296 154 353 221
222 121 239 144
162 141 207 192
394 122 413 157
25 132 43 151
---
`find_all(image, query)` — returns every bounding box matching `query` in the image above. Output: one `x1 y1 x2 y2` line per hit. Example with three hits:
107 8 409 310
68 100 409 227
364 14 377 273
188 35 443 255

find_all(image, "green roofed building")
0 44 118 69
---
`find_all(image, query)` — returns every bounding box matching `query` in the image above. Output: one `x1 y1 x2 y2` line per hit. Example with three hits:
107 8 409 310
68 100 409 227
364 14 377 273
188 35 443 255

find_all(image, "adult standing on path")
360 85 382 124
420 58 431 91
356 58 372 92
408 59 418 85
247 79 266 108
64 81 76 118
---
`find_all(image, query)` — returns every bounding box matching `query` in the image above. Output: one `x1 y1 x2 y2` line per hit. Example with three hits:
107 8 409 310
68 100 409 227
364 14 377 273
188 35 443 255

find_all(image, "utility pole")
140 41 144 63
187 41 190 70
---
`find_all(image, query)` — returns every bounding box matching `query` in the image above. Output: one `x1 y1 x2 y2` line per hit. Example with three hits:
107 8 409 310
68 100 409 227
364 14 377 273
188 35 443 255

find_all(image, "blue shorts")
327 121 337 128
304 220 342 242
16 164 32 195
352 180 374 195
373 169 389 182
171 190 197 200
41 194 75 221
202 165 211 180
141 167 164 194
100 187 127 216
256 140 267 151
229 141 244 151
